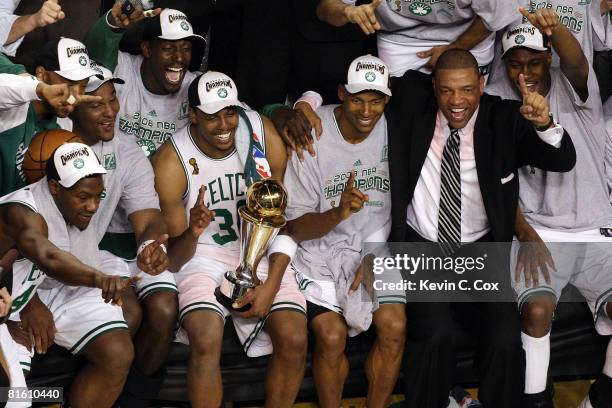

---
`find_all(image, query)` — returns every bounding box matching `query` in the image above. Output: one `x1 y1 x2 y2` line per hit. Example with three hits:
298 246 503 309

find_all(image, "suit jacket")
387 70 576 243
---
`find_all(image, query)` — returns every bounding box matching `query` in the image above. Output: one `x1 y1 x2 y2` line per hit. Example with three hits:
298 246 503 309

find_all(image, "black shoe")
522 386 554 408
589 373 612 407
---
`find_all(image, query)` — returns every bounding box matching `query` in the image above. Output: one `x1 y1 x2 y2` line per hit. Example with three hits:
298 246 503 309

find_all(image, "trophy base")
214 275 254 312
214 287 252 312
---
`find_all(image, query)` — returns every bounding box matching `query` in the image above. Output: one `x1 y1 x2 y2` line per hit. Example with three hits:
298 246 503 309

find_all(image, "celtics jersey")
0 101 59 196
0 180 100 314
170 110 265 261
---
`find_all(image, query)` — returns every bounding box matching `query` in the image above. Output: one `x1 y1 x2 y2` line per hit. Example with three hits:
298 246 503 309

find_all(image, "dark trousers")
402 227 524 408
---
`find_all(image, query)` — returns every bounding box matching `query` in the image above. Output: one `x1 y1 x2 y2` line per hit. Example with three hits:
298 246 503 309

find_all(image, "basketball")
22 129 83 183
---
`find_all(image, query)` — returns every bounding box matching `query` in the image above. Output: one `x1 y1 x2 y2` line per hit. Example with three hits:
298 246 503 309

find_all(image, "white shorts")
101 250 178 300
511 227 612 335
0 325 29 407
175 251 306 357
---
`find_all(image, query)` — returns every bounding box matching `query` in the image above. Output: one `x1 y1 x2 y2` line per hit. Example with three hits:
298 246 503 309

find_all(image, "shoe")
522 386 554 408
449 387 482 408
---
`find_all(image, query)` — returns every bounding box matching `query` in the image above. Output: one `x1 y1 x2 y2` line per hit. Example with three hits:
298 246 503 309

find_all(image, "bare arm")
317 0 382 35
452 16 491 50
4 0 64 46
263 115 288 180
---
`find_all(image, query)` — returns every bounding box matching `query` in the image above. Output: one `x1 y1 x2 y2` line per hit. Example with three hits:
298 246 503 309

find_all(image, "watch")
535 113 554 131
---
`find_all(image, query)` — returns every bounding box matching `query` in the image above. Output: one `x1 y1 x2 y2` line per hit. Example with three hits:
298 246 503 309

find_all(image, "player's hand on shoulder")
234 282 278 319
335 171 369 221
19 297 56 354
189 186 215 239
137 234 170 276
270 104 318 162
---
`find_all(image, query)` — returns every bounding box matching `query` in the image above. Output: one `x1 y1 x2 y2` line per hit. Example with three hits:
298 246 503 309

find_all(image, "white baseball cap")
48 38 102 81
345 55 392 97
52 143 107 188
85 61 125 93
188 71 241 114
144 9 206 44
502 23 550 58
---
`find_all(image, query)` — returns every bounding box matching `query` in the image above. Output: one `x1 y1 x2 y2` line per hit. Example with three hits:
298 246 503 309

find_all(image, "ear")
188 107 197 124
35 66 46 81
48 179 60 196
338 84 347 102
141 41 153 58
479 75 485 95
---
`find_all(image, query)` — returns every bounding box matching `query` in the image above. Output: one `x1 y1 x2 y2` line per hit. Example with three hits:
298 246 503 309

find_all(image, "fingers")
350 265 363 293
345 171 356 189
0 248 19 270
518 73 530 98
232 290 254 310
74 93 103 106
518 7 533 22
196 185 206 206
313 115 323 140
356 11 376 35
416 48 434 59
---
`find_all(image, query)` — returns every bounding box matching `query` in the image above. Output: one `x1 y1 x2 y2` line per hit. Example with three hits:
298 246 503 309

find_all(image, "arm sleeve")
470 0 519 32
0 52 25 74
283 146 323 221
592 2 612 51
0 73 39 110
84 12 123 72
120 144 161 216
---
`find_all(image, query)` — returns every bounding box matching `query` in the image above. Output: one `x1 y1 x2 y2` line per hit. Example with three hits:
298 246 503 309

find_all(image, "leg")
403 302 454 408
133 290 178 375
310 311 349 408
120 286 142 337
70 329 134 408
520 295 555 405
264 310 308 408
472 302 524 408
365 304 406 408
182 310 225 408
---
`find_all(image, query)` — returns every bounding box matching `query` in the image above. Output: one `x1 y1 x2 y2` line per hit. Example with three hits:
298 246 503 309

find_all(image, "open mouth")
165 67 184 84
98 121 113 132
358 118 373 127
78 213 93 223
449 108 467 122
215 131 233 144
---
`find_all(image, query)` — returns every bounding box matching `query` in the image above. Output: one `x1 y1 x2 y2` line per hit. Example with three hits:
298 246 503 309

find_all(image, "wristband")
261 103 288 118
268 235 298 259
137 239 167 256
535 113 554 132
294 91 323 111
105 10 122 30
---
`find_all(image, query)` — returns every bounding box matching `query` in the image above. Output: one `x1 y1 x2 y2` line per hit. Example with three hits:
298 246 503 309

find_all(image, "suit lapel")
474 102 492 220
409 102 437 189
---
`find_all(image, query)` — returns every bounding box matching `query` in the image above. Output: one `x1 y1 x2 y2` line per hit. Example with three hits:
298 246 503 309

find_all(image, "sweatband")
268 235 298 259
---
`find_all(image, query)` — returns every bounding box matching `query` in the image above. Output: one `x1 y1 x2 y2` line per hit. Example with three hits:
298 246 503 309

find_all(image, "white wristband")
105 10 122 30
137 239 167 256
268 235 298 259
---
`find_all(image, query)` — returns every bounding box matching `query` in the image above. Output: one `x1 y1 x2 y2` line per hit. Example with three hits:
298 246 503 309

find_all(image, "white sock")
522 331 550 394
577 395 593 408
603 339 612 378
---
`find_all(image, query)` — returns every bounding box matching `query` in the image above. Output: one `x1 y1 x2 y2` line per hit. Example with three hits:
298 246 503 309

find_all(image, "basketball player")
152 71 307 408
279 55 405 408
0 37 102 195
1 142 137 408
487 9 612 408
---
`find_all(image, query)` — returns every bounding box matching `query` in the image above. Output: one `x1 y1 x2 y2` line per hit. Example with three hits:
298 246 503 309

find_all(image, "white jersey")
0 180 100 314
169 110 265 261
114 52 197 157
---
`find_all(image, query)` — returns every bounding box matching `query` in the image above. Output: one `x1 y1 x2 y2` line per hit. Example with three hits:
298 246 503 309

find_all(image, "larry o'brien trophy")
214 179 288 312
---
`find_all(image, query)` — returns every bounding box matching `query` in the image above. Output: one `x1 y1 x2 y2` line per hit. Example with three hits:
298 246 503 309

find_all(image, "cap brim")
85 77 125 93
345 83 392 97
501 44 549 58
196 99 241 114
158 33 206 43
56 67 104 82
59 165 107 188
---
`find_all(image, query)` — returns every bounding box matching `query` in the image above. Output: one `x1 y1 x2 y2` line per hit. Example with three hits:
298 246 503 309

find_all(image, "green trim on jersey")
0 104 59 195
0 53 26 74
84 13 123 72
99 232 137 261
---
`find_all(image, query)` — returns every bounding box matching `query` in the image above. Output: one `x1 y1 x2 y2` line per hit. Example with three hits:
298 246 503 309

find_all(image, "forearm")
0 74 39 109
167 232 198 272
317 0 352 26
265 252 291 289
452 17 491 50
84 13 123 71
33 246 101 288
514 208 539 242
550 24 589 75
287 208 342 243
4 14 37 46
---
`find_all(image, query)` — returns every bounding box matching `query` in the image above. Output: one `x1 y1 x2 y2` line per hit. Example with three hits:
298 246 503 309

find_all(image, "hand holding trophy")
214 179 288 312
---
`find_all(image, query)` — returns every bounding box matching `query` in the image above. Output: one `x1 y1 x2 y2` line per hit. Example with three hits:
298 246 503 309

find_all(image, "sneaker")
450 386 483 408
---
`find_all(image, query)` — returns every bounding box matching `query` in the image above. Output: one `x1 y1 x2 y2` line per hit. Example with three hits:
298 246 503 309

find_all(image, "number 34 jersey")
169 110 266 262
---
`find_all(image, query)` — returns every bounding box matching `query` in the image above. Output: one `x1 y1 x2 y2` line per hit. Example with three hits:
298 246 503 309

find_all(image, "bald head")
434 49 480 79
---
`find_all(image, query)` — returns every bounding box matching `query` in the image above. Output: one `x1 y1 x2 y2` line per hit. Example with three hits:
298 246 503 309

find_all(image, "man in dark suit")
386 49 576 408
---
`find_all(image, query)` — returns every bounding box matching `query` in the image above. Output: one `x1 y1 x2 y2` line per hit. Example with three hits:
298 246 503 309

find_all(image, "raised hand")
137 234 170 276
36 82 103 117
518 74 552 128
109 1 162 30
344 0 383 35
33 0 65 28
519 6 559 37
335 171 369 221
189 185 214 238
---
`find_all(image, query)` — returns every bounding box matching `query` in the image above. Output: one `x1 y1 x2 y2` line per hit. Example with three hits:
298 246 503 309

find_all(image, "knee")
522 300 554 336
275 329 307 360
121 294 143 332
143 291 178 330
375 309 406 345
189 330 223 360
96 333 135 375
316 324 347 357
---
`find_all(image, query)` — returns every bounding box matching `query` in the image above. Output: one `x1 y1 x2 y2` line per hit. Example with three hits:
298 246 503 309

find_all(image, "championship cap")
188 71 241 114
345 54 392 97
33 38 102 81
51 143 107 188
502 23 550 57
143 8 206 44
85 61 125 93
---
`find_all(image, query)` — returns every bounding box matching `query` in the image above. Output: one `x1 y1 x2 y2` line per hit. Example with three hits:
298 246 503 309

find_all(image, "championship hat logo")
217 88 228 99
78 55 87 66
515 34 525 45
180 21 189 31
73 158 85 169
365 72 376 82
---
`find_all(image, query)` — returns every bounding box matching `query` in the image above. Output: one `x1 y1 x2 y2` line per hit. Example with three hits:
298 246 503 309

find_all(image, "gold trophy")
215 179 288 311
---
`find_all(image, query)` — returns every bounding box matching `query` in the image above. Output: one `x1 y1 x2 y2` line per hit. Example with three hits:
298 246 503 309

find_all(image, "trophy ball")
246 179 288 218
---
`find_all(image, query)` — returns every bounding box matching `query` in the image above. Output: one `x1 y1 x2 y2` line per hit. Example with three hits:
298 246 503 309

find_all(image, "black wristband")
535 113 554 132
